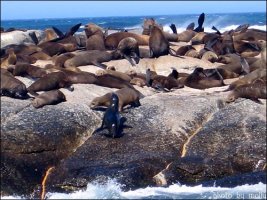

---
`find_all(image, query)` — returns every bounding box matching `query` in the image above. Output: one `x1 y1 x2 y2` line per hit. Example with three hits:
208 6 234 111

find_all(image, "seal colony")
1 13 266 138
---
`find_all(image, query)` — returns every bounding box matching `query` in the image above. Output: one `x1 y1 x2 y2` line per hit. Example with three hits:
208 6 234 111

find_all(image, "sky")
1 1 266 20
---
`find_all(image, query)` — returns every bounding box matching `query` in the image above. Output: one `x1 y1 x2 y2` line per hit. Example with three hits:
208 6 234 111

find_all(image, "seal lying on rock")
226 79 266 103
27 71 74 96
185 67 225 89
1 69 29 99
146 68 183 91
7 63 48 78
90 87 141 112
32 90 66 108
93 93 127 138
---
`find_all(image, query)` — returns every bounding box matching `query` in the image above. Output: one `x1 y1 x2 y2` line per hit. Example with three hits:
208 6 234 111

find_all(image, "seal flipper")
92 61 107 69
186 22 195 31
52 26 65 38
65 23 82 37
194 13 205 32
240 57 250 74
170 24 177 34
123 54 136 66
29 32 39 45
211 26 221 35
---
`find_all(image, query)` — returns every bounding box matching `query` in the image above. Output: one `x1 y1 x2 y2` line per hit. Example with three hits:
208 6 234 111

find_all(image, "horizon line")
1 11 265 21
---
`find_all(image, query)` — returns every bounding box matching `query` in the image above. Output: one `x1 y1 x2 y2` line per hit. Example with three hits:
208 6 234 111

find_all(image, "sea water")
1 12 266 33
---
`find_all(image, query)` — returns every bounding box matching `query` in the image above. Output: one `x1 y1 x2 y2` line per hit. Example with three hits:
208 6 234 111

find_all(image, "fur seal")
64 50 121 68
226 79 266 103
27 71 74 96
130 77 146 87
217 54 243 74
105 32 149 49
176 45 196 56
7 63 47 78
146 68 183 91
226 68 266 91
116 37 140 66
1 69 29 99
149 26 179 58
52 52 76 68
32 90 66 108
93 93 126 138
1 48 17 68
84 23 106 51
95 74 134 89
185 67 225 89
95 69 132 82
90 87 141 112
185 49 199 58
201 51 218 63
204 68 239 80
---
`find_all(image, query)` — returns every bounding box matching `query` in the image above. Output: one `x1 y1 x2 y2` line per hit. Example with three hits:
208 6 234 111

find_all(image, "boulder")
1 30 45 48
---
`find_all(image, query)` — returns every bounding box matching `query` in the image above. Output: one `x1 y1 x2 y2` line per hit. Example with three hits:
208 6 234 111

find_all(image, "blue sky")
1 1 266 20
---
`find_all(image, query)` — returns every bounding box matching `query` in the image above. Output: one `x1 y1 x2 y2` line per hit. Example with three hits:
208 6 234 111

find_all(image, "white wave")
249 25 266 31
3 180 265 199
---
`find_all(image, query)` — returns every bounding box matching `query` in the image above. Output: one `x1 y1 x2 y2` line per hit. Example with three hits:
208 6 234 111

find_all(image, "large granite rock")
0 55 266 197
1 30 45 48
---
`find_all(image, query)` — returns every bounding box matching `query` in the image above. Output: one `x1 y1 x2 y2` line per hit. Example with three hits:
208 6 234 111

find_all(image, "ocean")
1 12 266 199
1 12 266 34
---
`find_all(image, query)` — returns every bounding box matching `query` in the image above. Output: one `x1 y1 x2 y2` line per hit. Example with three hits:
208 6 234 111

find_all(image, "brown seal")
116 37 140 66
52 52 76 68
176 45 196 56
130 77 146 87
178 30 196 42
201 51 218 63
185 49 199 58
185 67 225 89
32 90 66 108
95 74 134 89
84 23 106 51
90 87 141 112
217 54 243 74
64 50 121 69
1 48 17 68
7 63 47 78
204 68 239 79
105 32 149 49
226 68 266 91
27 71 73 96
95 69 132 82
226 79 266 103
1 68 29 99
146 68 183 91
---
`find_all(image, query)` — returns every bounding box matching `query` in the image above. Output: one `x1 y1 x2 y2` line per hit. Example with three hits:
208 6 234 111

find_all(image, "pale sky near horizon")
1 1 266 20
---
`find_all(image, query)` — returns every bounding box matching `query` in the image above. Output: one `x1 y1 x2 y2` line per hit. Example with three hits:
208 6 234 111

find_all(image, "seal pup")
184 67 225 89
217 54 243 74
32 90 66 108
27 71 74 96
90 87 141 112
1 69 29 99
226 79 266 103
52 52 76 68
7 63 47 78
93 93 126 138
130 77 146 87
201 51 218 63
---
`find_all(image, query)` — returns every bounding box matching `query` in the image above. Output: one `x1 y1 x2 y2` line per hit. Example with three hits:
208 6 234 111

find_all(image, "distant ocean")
1 12 266 33
1 12 266 200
